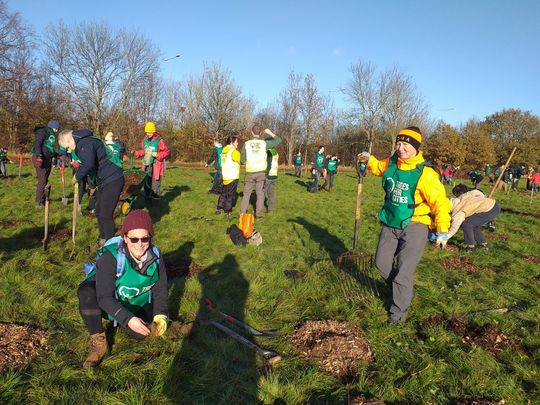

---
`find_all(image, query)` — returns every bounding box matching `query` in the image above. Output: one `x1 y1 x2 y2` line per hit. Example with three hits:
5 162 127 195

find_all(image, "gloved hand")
435 232 449 248
34 156 43 168
151 152 157 158
357 152 370 164
152 314 168 337
428 232 437 242
72 161 80 169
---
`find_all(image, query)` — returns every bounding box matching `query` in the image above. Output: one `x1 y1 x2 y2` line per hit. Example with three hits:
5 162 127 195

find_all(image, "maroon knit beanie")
121 209 154 236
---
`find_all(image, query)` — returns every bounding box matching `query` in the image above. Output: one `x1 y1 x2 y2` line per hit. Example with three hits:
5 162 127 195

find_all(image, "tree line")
1 1 538 168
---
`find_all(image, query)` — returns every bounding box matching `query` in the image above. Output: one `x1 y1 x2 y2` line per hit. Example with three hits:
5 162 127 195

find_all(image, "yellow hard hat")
145 121 156 133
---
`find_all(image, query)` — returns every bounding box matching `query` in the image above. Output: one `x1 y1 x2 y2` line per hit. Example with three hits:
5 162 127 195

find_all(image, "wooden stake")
489 147 517 199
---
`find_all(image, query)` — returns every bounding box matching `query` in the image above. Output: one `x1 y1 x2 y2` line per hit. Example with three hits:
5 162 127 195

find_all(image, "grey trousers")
375 222 428 322
264 177 277 212
240 172 266 217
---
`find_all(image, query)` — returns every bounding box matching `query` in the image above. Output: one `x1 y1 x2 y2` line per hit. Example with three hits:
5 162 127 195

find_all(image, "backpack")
83 236 160 278
246 230 262 246
226 224 247 246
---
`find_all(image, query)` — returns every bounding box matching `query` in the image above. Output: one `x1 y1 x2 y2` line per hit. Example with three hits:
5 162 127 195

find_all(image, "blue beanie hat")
47 120 60 129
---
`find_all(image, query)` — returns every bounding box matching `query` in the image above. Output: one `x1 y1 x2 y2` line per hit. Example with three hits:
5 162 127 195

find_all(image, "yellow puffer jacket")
368 152 451 232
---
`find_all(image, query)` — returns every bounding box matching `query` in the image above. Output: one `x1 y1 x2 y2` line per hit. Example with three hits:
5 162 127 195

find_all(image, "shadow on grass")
294 179 311 190
148 185 190 224
501 206 540 220
290 216 388 306
0 217 70 254
164 241 194 321
164 254 257 403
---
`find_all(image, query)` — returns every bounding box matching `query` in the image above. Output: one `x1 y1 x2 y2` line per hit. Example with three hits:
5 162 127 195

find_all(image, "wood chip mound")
423 316 522 355
166 258 206 279
443 256 480 273
292 320 373 379
454 400 506 405
0 323 49 372
121 172 144 198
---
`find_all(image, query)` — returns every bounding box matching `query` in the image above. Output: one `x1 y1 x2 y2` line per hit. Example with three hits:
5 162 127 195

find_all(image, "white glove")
435 233 449 249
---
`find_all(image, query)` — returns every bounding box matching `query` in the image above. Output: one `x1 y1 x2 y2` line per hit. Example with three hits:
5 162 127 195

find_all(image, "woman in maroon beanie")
77 209 168 368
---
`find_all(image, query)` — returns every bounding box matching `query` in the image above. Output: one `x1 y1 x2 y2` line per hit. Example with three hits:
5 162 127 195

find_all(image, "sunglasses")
126 236 151 244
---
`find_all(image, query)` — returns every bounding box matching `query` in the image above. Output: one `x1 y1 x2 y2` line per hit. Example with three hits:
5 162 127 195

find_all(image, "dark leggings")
33 155 52 204
96 176 124 239
462 203 501 245
217 179 238 213
77 278 149 340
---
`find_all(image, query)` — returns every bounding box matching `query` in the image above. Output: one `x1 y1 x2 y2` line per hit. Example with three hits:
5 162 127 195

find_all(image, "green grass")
0 164 539 404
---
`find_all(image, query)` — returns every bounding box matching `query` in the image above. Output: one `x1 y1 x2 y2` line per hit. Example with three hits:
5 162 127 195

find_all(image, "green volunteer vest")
327 159 337 172
221 147 240 181
268 148 278 177
293 155 302 165
378 154 427 229
0 149 6 161
87 241 160 320
216 146 223 166
315 152 324 169
143 136 161 166
105 140 123 168
245 139 267 173
485 165 491 175
31 127 56 155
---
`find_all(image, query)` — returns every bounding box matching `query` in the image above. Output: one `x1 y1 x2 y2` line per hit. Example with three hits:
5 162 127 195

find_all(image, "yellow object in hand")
152 314 168 337
151 152 158 157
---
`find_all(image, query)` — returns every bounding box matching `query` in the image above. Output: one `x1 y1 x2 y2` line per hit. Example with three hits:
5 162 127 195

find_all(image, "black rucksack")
226 224 247 246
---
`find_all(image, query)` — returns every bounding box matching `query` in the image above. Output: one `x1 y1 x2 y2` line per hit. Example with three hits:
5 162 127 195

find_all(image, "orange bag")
238 213 254 238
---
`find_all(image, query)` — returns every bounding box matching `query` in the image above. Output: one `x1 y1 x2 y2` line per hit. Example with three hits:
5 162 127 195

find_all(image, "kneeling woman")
78 210 168 367
447 184 500 252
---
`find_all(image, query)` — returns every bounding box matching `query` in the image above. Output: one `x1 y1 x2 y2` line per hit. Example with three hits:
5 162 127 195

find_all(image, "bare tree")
300 73 326 161
343 60 391 152
43 21 160 134
277 70 302 164
183 62 254 140
382 66 431 148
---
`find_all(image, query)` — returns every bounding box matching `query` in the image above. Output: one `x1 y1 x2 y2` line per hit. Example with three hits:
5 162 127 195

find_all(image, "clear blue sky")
8 0 540 127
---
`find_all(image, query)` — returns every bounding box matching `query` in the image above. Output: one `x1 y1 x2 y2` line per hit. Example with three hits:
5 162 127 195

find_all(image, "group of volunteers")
24 118 530 367
31 120 170 245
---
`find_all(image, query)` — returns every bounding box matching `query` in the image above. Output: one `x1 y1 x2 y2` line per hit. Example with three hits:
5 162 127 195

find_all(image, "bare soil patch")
166 258 206 279
0 219 34 227
0 323 49 372
443 256 480 273
422 315 522 355
292 320 373 379
454 400 506 405
523 255 540 265
486 232 507 241
48 228 71 241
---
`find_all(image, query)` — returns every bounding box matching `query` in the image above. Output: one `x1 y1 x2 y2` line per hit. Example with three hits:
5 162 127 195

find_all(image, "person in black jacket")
77 210 168 367
31 120 60 207
58 129 124 244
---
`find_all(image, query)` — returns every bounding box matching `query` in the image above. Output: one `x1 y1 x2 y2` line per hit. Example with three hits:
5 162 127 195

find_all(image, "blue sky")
9 0 540 126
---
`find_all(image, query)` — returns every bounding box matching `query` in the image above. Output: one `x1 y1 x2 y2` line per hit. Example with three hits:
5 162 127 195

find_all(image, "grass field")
0 162 539 404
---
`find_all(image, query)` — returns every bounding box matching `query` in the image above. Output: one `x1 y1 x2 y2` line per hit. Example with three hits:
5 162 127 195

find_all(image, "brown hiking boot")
83 332 109 368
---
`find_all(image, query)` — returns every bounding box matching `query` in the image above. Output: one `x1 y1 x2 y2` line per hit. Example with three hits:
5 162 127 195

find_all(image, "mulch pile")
292 320 373 379
166 258 206 279
443 257 480 273
423 315 522 355
454 400 506 405
0 323 49 373
523 255 540 265
349 397 385 405
121 172 144 198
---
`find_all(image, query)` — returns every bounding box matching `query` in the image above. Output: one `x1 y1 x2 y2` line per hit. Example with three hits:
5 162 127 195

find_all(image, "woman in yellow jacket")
217 136 241 215
358 126 451 324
